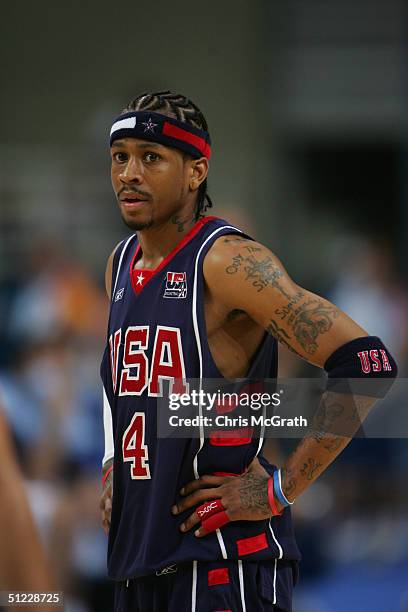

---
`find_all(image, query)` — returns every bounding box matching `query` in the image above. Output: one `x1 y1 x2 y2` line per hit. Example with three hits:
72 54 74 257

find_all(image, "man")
100 90 397 612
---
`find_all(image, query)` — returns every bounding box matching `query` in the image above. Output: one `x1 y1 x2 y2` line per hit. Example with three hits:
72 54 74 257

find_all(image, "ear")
189 157 209 192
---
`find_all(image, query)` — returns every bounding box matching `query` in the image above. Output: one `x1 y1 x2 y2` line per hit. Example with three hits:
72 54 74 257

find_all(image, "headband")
110 111 211 160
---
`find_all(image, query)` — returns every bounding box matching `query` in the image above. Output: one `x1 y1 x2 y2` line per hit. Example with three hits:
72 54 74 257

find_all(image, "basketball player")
100 91 397 612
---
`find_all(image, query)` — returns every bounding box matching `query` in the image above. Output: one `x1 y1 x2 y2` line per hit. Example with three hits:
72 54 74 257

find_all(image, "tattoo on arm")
275 298 339 355
281 467 297 498
238 472 269 511
300 458 322 480
266 320 303 357
224 247 339 355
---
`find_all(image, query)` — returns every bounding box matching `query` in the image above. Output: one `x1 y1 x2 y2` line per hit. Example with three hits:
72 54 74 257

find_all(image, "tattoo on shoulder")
226 254 244 274
225 251 291 297
223 236 252 245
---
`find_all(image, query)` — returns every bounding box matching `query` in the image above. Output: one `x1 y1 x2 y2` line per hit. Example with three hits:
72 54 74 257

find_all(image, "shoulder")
203 233 282 286
105 237 132 298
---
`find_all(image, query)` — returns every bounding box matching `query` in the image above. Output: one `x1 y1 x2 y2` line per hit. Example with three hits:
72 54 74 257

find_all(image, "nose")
119 156 143 185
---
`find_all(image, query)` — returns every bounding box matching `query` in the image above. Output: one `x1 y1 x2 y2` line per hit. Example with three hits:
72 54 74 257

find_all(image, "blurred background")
0 1 407 610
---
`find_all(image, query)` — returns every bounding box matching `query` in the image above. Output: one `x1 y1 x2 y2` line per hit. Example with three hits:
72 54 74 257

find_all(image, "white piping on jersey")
191 560 197 612
103 235 135 467
191 224 240 476
255 402 266 458
216 529 228 559
272 557 278 605
112 235 135 300
238 560 247 612
269 519 283 559
102 388 114 466
191 224 242 561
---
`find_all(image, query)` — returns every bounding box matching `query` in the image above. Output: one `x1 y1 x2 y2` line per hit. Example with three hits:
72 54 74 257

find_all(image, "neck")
135 210 200 270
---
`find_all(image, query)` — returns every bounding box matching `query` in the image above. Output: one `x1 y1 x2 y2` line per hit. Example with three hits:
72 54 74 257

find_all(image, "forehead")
111 138 170 154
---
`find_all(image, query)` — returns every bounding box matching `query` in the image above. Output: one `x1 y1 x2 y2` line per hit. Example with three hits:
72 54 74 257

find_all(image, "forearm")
280 391 376 502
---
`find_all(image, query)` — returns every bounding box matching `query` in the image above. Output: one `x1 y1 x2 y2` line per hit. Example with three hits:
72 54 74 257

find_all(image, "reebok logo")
115 288 124 302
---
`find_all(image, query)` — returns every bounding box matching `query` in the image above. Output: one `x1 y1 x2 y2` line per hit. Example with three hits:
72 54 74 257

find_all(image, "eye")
112 151 128 163
143 151 161 163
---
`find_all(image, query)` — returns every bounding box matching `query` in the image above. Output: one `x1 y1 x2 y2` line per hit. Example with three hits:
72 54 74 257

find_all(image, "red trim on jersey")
212 471 242 477
208 567 230 586
236 532 268 556
130 216 218 296
209 427 253 446
163 122 211 159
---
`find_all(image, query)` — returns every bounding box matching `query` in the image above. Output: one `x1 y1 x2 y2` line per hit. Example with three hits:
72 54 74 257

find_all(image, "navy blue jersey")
100 216 301 581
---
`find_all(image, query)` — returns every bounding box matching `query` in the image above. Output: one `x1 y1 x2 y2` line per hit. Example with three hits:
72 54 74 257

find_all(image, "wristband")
273 469 294 507
102 465 113 488
267 477 283 516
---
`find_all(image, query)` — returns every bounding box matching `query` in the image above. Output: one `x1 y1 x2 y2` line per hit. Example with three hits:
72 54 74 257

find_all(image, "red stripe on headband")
163 122 211 159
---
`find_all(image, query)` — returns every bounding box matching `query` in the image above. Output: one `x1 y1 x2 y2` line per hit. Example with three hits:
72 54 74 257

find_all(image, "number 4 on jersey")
122 412 150 479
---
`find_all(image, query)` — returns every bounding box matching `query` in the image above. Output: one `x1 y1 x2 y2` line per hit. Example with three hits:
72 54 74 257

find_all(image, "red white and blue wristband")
273 469 294 508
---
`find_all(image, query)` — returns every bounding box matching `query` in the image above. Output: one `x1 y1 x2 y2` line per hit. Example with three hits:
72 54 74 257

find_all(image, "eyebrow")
111 140 163 149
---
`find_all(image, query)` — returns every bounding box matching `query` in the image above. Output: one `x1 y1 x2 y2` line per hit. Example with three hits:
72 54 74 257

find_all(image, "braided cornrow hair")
123 90 213 220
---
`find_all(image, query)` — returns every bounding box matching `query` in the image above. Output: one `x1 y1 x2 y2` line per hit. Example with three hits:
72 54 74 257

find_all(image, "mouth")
120 194 148 208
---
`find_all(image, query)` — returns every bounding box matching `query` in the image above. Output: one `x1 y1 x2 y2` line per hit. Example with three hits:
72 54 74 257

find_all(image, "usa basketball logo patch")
163 271 187 299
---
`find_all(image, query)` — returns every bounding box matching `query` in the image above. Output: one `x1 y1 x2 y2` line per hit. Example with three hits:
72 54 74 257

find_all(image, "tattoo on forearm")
300 458 322 481
323 436 344 453
281 467 297 498
238 473 269 511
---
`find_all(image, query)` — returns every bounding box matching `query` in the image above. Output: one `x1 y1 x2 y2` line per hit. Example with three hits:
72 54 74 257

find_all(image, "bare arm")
100 242 121 534
0 412 55 604
173 236 393 533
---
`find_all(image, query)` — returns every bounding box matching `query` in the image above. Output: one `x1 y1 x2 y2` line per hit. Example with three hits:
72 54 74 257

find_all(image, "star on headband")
142 118 158 133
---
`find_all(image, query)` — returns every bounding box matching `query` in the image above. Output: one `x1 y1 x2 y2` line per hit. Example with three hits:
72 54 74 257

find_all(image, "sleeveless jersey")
100 216 301 580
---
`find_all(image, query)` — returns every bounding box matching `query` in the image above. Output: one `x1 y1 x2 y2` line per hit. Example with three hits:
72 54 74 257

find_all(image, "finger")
180 499 225 533
172 487 221 515
180 475 226 496
179 510 201 532
196 499 225 520
196 510 231 537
